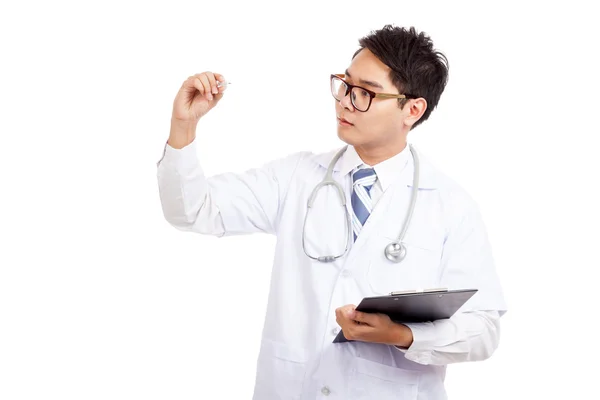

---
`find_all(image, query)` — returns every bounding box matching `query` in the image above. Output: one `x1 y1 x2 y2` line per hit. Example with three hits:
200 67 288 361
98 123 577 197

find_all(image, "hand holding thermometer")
168 72 230 149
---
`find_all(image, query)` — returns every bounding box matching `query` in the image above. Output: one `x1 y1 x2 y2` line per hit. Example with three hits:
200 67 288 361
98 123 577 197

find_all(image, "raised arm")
157 72 304 237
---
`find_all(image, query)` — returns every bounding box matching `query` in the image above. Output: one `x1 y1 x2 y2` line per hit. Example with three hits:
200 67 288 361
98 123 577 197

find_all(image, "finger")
341 305 356 319
335 308 346 325
183 75 200 93
188 75 205 96
198 74 213 100
345 321 368 340
344 329 355 340
351 310 376 326
204 72 218 95
196 73 213 101
214 73 227 94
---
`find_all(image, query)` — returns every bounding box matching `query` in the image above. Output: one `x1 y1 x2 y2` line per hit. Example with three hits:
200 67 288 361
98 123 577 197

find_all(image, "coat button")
321 386 331 396
331 327 340 335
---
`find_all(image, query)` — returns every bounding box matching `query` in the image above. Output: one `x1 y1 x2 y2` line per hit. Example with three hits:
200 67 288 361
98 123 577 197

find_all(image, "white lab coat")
156 139 507 400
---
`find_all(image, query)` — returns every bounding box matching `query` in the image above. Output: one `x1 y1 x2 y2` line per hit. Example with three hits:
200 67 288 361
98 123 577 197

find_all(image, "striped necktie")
351 167 377 241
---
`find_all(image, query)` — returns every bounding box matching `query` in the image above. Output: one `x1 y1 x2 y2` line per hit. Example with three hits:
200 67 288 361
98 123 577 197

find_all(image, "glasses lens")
331 77 346 100
350 86 371 111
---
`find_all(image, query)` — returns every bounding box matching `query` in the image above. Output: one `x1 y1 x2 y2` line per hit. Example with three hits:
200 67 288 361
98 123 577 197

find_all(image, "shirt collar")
347 145 411 193
316 143 439 189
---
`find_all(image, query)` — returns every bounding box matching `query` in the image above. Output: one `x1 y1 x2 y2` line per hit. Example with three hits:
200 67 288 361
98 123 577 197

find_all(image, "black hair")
353 25 449 129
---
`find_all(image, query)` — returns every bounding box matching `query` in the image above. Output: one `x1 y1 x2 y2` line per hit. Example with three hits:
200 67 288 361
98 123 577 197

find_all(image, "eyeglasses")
330 74 417 112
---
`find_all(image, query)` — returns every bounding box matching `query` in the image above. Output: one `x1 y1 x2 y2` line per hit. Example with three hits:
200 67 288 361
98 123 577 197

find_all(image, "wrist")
392 323 413 348
168 118 198 149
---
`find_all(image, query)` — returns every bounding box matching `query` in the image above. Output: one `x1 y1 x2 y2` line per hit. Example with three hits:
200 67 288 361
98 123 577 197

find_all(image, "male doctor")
157 25 506 400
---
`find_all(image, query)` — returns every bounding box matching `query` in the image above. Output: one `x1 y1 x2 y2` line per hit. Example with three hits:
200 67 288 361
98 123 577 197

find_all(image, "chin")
337 127 361 146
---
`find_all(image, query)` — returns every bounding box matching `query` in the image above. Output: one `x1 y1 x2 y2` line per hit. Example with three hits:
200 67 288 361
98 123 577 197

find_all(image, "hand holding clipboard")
333 288 478 343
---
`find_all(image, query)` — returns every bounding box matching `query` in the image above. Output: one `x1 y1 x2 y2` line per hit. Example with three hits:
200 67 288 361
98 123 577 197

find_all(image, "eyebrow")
345 69 384 89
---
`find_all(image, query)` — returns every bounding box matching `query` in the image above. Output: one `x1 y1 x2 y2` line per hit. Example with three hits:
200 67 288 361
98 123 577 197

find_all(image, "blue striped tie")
351 167 377 241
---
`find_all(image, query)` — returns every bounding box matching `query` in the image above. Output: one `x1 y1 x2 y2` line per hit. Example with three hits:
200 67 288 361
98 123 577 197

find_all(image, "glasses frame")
330 73 418 112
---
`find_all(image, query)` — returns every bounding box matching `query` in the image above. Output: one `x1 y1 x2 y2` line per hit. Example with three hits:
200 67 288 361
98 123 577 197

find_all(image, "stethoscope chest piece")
384 241 407 263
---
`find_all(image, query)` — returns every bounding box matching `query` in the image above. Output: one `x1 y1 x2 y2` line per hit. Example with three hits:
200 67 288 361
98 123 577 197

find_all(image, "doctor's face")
333 49 422 156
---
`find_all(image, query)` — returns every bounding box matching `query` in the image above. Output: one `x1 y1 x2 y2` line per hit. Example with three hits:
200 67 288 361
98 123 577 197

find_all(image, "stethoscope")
302 144 419 264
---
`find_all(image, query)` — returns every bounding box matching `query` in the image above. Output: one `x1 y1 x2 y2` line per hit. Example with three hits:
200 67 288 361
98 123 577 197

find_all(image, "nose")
339 90 354 111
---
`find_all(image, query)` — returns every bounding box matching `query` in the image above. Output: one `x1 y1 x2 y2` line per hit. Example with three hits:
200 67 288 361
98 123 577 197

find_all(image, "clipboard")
333 288 478 343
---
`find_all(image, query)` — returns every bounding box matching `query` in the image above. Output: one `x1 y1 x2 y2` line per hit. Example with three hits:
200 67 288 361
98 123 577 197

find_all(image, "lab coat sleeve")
156 139 306 236
396 197 507 365
397 310 501 365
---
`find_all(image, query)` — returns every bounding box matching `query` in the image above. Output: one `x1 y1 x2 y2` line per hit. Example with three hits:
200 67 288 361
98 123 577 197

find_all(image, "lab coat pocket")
254 338 308 399
366 234 443 295
349 357 420 399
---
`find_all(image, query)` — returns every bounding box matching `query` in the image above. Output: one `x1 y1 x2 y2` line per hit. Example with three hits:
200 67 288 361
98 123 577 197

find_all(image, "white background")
1 1 599 399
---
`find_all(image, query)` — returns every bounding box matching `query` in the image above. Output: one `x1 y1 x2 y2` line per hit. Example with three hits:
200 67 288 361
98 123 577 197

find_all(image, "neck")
355 139 407 166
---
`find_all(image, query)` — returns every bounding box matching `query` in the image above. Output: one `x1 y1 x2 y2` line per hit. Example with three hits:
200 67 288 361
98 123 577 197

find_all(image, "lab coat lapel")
315 144 438 271
342 178 399 269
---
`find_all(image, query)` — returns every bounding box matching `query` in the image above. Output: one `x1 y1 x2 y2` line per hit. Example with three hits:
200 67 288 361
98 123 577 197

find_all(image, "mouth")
337 116 354 126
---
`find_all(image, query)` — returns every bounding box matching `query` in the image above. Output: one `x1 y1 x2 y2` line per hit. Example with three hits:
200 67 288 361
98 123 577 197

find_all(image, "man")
157 25 506 400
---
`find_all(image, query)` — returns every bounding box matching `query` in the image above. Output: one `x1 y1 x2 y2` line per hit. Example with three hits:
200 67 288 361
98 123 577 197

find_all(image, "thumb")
198 91 224 117
342 304 356 317
351 310 375 325
211 90 225 106
208 82 228 109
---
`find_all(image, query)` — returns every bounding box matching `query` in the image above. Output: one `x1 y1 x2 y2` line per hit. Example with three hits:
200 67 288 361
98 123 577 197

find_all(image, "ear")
404 98 427 128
